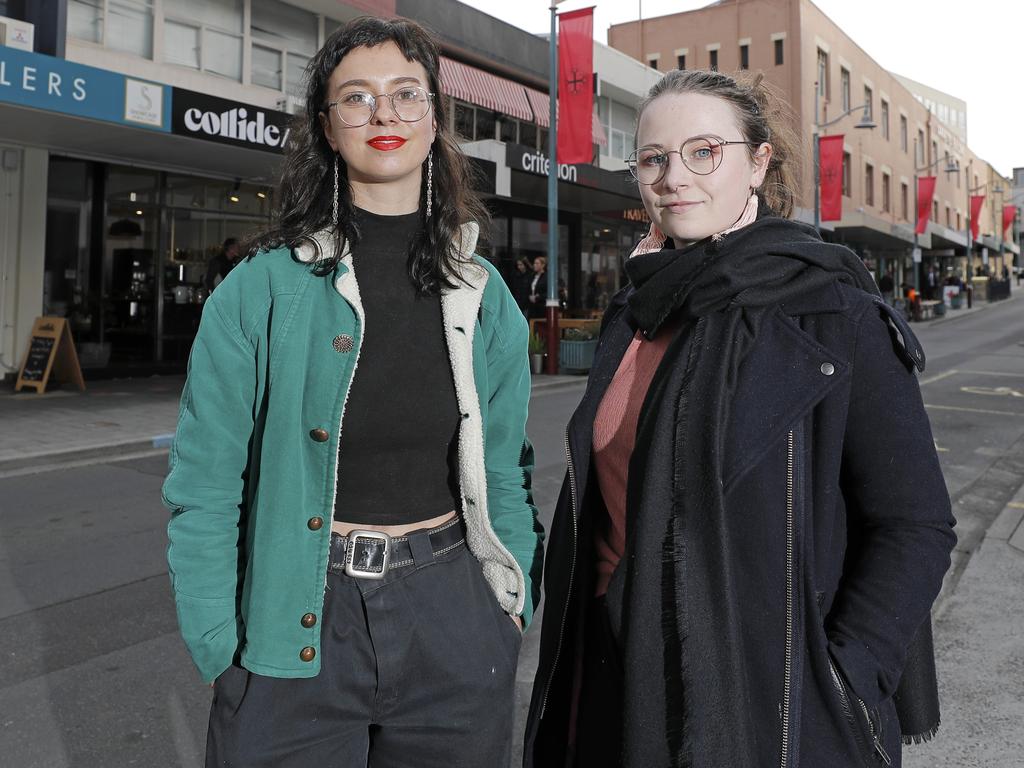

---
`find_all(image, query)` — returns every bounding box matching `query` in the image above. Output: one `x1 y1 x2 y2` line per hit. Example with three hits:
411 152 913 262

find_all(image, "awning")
439 56 533 122
524 87 607 146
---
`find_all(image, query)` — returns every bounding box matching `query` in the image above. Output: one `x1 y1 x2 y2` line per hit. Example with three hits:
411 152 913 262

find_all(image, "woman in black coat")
524 69 956 768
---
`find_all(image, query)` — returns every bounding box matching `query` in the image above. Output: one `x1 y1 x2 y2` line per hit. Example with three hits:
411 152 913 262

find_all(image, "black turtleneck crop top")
333 207 461 525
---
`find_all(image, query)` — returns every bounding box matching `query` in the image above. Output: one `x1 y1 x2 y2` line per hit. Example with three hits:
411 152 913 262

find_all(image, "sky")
461 0 1023 180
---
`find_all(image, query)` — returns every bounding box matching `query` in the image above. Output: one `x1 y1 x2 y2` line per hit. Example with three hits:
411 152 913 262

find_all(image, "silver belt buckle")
344 530 392 580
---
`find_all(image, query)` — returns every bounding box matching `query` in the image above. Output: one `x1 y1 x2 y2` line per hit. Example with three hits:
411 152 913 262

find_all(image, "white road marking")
924 403 1024 417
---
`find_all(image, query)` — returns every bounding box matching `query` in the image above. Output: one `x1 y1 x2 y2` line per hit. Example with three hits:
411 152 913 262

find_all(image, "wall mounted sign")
0 46 169 131
171 88 292 154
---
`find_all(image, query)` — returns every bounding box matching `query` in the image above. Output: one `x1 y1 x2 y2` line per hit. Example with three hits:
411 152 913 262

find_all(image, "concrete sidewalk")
0 372 586 476
904 486 1024 768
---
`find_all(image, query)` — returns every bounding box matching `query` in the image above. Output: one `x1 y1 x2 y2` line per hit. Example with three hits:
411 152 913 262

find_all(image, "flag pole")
546 1 560 374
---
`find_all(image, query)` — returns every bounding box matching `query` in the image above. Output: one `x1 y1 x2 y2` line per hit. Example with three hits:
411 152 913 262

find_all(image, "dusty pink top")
591 323 675 596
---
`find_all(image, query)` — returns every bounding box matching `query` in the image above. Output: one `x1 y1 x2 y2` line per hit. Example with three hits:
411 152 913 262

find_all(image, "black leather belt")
328 515 465 580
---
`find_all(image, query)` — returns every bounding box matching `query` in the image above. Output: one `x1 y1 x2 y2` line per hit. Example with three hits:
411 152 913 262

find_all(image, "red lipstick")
367 135 407 151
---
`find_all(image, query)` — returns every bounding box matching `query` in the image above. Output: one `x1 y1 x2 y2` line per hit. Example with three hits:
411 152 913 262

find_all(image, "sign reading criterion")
172 89 292 153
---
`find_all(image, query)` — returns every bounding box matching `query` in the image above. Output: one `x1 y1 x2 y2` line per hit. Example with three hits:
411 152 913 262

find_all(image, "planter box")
559 339 597 372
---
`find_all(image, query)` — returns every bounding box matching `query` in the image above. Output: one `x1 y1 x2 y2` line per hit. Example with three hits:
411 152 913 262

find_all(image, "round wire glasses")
627 135 761 185
326 86 434 127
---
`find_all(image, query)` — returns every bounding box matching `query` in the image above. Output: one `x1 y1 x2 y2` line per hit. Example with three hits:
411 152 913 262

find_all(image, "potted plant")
559 324 599 373
528 332 546 374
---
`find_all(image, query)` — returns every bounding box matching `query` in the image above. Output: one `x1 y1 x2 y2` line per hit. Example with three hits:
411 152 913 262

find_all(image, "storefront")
1 45 294 378
473 141 649 317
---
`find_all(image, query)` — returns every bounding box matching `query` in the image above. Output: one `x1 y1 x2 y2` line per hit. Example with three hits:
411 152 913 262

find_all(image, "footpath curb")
0 434 174 477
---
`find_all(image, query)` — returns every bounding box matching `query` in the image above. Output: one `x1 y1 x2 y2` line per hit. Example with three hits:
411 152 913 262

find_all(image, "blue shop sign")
0 46 170 131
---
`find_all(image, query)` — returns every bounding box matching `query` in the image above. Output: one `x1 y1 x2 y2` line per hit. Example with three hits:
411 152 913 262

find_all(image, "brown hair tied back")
635 69 802 218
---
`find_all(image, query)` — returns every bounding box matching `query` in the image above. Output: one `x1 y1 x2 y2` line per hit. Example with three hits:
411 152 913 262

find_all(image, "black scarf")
617 212 879 767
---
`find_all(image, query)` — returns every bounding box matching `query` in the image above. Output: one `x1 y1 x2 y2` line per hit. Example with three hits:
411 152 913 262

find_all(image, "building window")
648 58 659 70
864 163 874 207
816 48 829 99
475 109 496 141
740 44 749 70
499 117 518 144
520 121 538 149
900 114 908 152
932 200 938 222
69 0 154 57
842 152 851 197
946 206 951 227
880 100 889 140
709 49 718 71
840 68 850 112
454 101 475 140
916 129 925 166
882 172 891 213
774 38 784 65
931 140 938 167
863 85 873 119
677 53 686 70
164 0 243 81
598 95 637 161
957 212 961 230
901 182 909 220
251 0 318 97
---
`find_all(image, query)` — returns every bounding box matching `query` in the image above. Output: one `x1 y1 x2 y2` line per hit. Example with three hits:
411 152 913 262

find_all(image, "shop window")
454 102 475 140
519 121 538 149
475 110 497 142
164 0 243 81
500 118 518 144
251 0 318 97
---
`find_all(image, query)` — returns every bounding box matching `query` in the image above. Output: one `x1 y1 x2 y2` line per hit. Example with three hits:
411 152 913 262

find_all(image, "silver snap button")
332 334 354 353
820 362 835 376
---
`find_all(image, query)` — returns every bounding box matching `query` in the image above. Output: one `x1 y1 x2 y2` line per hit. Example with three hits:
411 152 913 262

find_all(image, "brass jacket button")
307 516 324 531
299 646 316 662
309 428 329 442
301 613 317 628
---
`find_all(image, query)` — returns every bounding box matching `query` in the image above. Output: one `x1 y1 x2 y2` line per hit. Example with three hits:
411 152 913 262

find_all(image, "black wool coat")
524 275 956 767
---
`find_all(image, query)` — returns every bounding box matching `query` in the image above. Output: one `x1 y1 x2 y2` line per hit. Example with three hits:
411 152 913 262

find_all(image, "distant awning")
439 56 533 122
524 87 607 147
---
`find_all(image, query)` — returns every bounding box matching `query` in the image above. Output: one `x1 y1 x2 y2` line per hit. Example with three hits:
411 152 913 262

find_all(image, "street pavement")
1 295 1022 767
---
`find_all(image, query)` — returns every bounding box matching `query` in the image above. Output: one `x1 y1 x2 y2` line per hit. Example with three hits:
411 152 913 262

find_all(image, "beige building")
608 0 1019 292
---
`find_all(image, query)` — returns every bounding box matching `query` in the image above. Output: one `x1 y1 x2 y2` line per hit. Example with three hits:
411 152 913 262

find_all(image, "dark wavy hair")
635 69 802 217
248 16 489 294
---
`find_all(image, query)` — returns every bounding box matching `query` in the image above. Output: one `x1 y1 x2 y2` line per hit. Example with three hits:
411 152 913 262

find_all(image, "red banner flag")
915 176 936 235
1003 204 1016 236
556 7 594 165
818 135 844 221
969 194 985 241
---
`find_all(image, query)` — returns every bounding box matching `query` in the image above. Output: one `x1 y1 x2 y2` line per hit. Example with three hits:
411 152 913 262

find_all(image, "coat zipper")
539 429 579 718
859 698 893 765
780 430 795 768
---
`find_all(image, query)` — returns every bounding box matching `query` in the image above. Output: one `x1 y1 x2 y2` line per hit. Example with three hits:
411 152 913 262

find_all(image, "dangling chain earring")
332 155 340 231
425 150 433 219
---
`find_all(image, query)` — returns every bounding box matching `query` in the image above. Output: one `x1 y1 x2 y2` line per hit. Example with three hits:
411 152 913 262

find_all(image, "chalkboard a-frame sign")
15 317 86 393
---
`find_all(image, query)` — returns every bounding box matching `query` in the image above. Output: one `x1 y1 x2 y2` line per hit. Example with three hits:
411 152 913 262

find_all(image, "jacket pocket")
826 652 893 766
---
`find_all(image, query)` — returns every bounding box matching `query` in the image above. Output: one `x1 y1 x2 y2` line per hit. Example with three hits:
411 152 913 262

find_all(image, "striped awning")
524 87 608 147
439 56 533 122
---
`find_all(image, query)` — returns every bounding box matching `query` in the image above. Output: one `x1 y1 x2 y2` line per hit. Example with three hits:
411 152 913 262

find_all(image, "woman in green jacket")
162 16 543 767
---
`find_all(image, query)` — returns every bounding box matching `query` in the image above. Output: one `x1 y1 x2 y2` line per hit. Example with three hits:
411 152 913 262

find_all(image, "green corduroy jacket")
162 223 544 683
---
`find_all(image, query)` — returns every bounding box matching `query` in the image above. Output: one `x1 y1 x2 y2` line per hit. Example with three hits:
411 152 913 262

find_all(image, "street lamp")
912 139 959 292
963 158 1003 279
812 81 876 232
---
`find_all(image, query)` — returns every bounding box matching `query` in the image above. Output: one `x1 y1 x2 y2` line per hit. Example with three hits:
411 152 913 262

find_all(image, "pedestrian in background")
527 255 548 318
525 69 955 768
511 256 533 315
163 15 542 768
878 267 894 305
203 237 240 292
